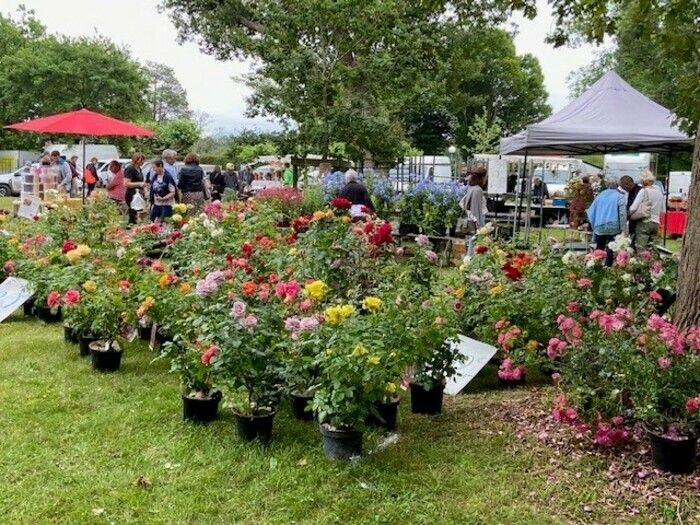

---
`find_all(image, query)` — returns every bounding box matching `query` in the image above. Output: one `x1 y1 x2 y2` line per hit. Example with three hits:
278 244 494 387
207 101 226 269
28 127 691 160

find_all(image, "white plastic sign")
0 277 33 322
18 196 41 220
444 335 498 395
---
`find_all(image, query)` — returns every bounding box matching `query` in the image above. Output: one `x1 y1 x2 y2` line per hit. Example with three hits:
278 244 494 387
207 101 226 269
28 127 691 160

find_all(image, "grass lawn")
1 314 697 524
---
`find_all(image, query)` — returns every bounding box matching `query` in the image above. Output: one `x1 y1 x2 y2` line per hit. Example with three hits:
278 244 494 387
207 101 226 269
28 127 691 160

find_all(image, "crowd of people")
586 170 665 262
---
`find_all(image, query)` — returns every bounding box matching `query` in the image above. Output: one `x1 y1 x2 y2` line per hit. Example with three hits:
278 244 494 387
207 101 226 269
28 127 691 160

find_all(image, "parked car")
0 165 30 197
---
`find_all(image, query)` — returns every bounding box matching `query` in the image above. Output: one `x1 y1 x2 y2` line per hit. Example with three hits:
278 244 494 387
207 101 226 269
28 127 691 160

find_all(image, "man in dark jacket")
338 169 374 212
620 175 642 243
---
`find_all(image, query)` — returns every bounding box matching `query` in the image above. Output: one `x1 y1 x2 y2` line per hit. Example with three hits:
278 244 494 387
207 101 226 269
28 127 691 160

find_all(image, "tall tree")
548 0 700 329
161 0 533 164
0 14 149 150
143 61 191 122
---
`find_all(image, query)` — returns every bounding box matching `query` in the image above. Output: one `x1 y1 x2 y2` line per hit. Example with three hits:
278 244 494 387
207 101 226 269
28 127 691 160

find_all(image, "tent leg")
514 149 529 240
663 151 672 247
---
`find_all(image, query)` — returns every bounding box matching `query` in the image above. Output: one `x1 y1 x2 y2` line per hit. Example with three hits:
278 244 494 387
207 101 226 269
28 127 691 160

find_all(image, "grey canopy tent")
498 70 693 244
500 71 693 156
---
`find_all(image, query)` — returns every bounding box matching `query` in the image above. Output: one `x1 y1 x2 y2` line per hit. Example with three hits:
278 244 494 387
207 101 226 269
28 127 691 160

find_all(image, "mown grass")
0 313 695 524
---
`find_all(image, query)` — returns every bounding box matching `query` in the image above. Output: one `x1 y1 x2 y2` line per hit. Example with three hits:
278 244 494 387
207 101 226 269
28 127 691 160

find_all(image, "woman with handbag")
124 152 147 225
458 169 487 255
629 170 664 250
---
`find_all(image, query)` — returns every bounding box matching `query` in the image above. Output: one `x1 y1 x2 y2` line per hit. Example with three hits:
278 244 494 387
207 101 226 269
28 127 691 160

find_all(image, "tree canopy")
162 0 546 162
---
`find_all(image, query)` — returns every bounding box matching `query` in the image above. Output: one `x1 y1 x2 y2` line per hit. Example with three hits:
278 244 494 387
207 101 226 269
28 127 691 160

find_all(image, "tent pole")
514 149 528 240
663 150 672 247
524 157 533 247
537 161 545 244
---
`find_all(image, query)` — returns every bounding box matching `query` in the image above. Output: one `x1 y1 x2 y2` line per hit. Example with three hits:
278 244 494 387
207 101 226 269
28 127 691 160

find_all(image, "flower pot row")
63 329 124 372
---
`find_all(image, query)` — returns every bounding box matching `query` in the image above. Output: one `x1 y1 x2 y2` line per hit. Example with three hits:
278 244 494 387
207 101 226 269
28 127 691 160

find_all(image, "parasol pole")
82 137 86 204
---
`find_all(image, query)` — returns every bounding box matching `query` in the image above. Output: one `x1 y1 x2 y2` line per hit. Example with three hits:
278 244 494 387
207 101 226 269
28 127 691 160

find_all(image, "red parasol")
4 108 154 137
5 108 155 202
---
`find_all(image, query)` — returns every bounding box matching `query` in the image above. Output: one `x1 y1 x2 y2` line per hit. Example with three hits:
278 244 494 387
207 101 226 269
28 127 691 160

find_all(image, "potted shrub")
626 315 700 474
160 338 223 424
312 301 407 457
190 271 286 443
402 292 461 415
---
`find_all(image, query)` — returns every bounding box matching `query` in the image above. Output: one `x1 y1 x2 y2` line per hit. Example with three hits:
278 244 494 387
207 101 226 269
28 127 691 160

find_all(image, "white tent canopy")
500 71 693 156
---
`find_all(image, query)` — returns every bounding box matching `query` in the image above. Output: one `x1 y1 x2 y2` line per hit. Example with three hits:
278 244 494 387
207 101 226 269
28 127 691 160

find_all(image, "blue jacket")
587 188 626 236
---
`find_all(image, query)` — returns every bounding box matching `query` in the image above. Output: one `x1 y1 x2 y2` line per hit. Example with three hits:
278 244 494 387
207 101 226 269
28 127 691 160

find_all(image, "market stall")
499 71 694 246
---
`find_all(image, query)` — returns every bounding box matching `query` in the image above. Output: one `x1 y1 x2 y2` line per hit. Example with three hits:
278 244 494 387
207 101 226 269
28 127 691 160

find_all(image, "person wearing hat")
223 163 241 195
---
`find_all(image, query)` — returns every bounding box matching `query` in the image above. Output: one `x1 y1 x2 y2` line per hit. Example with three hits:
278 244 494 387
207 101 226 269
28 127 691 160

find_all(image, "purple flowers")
230 300 247 319
284 315 320 333
196 270 228 297
425 250 438 263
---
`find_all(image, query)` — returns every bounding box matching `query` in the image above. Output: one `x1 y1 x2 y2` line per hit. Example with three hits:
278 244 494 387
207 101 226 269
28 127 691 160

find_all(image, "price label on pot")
0 277 33 323
444 335 498 395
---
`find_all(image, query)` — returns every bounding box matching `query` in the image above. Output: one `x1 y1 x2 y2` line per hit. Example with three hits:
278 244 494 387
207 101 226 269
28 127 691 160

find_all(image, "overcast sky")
3 0 603 135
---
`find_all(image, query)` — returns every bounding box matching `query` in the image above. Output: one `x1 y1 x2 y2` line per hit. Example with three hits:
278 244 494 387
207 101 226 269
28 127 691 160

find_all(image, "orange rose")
241 281 257 296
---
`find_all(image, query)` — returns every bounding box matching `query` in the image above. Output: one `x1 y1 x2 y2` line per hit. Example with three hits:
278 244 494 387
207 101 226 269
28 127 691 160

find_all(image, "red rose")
369 222 393 246
501 263 522 281
201 345 220 366
61 240 78 254
242 242 254 256
474 245 488 255
330 197 352 209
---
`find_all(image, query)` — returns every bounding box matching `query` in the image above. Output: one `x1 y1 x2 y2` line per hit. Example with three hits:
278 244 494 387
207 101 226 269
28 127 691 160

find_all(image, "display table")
660 211 687 236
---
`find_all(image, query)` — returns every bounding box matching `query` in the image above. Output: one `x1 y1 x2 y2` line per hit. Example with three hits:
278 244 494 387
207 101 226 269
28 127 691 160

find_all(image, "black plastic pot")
138 324 152 341
23 299 35 316
36 306 62 324
63 325 79 344
79 334 101 357
398 223 419 236
410 382 444 415
320 424 363 460
498 374 527 389
182 391 222 424
89 341 123 372
234 411 276 443
290 392 314 421
367 399 399 431
648 430 697 474
654 288 677 316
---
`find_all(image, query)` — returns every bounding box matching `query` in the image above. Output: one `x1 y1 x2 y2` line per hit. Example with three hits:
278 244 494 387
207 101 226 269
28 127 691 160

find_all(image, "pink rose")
46 291 61 309
284 317 301 332
649 290 663 303
566 301 580 313
576 278 593 289
415 234 429 247
299 316 319 331
298 298 313 311
639 250 653 261
201 345 220 366
685 397 700 414
3 260 16 274
657 356 672 369
230 301 247 319
615 250 630 267
424 250 438 263
63 289 81 306
243 314 258 329
551 372 561 383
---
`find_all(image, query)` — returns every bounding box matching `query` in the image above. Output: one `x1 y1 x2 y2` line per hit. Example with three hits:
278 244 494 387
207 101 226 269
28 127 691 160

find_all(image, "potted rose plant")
160 338 223 424
626 315 700 474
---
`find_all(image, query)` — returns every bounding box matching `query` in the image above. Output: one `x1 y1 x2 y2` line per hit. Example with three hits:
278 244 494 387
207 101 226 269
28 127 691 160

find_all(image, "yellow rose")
75 244 91 256
453 287 465 299
340 304 356 318
82 280 97 293
171 214 183 224
158 274 172 288
66 250 81 263
526 340 539 351
325 348 334 356
312 211 326 221
385 382 397 394
351 344 368 357
362 296 382 311
323 306 342 325
325 210 334 219
489 284 503 296
341 216 351 224
179 282 192 294
173 203 187 214
367 355 380 365
304 280 327 300
288 247 298 256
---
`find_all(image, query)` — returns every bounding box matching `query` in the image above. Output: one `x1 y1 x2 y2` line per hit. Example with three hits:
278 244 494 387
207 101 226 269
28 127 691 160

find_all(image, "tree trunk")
673 129 700 330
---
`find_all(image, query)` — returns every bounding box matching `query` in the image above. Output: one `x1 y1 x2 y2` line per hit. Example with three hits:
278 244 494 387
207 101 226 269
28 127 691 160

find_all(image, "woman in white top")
629 170 665 250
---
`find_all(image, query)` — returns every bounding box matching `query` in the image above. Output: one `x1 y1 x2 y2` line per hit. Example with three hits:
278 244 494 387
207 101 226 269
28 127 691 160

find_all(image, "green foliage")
0 14 149 149
142 61 192 123
466 108 503 155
